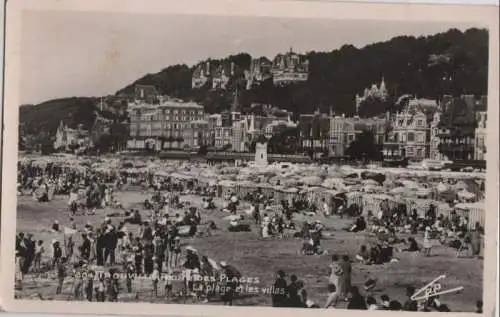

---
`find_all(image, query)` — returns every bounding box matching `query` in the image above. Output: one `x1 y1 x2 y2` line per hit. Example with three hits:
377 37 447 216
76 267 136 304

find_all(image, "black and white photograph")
1 1 498 317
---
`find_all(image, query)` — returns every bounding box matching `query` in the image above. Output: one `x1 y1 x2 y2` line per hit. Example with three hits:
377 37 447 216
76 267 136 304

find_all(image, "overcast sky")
19 10 481 105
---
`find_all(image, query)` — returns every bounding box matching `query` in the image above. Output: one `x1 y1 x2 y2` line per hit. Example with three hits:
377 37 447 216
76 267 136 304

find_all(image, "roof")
129 100 204 110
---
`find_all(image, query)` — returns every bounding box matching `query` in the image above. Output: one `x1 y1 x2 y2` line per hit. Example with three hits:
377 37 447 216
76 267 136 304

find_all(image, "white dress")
423 231 431 248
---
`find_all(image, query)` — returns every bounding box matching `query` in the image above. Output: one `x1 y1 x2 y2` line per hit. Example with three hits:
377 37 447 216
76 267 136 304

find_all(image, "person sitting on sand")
301 236 315 255
356 245 370 263
347 286 367 310
125 209 142 225
228 215 251 232
379 294 391 310
403 286 418 311
401 237 420 252
367 296 379 310
368 244 383 265
380 242 393 263
51 220 60 233
348 216 366 232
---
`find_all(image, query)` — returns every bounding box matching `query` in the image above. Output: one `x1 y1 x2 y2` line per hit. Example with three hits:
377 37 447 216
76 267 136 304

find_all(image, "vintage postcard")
1 0 498 316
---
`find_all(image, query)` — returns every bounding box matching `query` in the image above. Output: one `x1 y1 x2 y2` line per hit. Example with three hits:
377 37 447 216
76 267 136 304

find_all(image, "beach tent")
453 181 469 191
454 202 485 229
416 187 433 198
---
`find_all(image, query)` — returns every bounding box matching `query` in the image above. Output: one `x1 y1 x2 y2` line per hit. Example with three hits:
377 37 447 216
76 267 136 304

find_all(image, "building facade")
192 61 211 89
127 99 205 150
474 111 487 160
182 120 211 150
271 48 309 86
329 116 387 156
429 112 443 160
435 95 479 161
245 57 273 89
212 62 235 90
214 126 233 149
54 121 90 151
384 110 428 161
299 112 330 154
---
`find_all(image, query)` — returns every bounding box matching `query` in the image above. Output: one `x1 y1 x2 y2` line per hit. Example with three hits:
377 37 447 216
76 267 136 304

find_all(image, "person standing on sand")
338 255 352 300
33 240 45 273
324 254 343 308
52 240 63 269
470 222 483 258
423 227 432 256
56 257 67 295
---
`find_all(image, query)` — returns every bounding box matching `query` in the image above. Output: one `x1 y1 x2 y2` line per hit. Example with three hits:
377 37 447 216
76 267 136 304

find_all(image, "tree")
268 127 299 154
95 134 114 153
345 130 382 162
358 96 394 118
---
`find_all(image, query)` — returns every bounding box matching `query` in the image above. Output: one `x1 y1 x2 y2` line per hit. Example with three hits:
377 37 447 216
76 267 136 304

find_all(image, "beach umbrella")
362 179 379 186
363 185 380 193
401 180 419 190
436 182 451 193
301 176 323 187
321 178 345 189
416 187 432 198
458 190 475 200
390 187 408 195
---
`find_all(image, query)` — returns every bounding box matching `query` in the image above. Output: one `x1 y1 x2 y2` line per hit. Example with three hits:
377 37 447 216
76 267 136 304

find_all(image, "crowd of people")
15 159 484 311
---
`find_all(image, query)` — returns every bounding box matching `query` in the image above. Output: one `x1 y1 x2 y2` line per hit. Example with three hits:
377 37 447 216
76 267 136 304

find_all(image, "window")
416 148 423 157
417 120 423 126
407 132 415 142
348 135 354 141
406 147 414 156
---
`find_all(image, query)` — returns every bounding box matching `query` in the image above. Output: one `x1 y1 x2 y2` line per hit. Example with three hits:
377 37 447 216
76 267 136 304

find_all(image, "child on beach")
423 227 432 256
164 269 173 298
152 262 160 297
